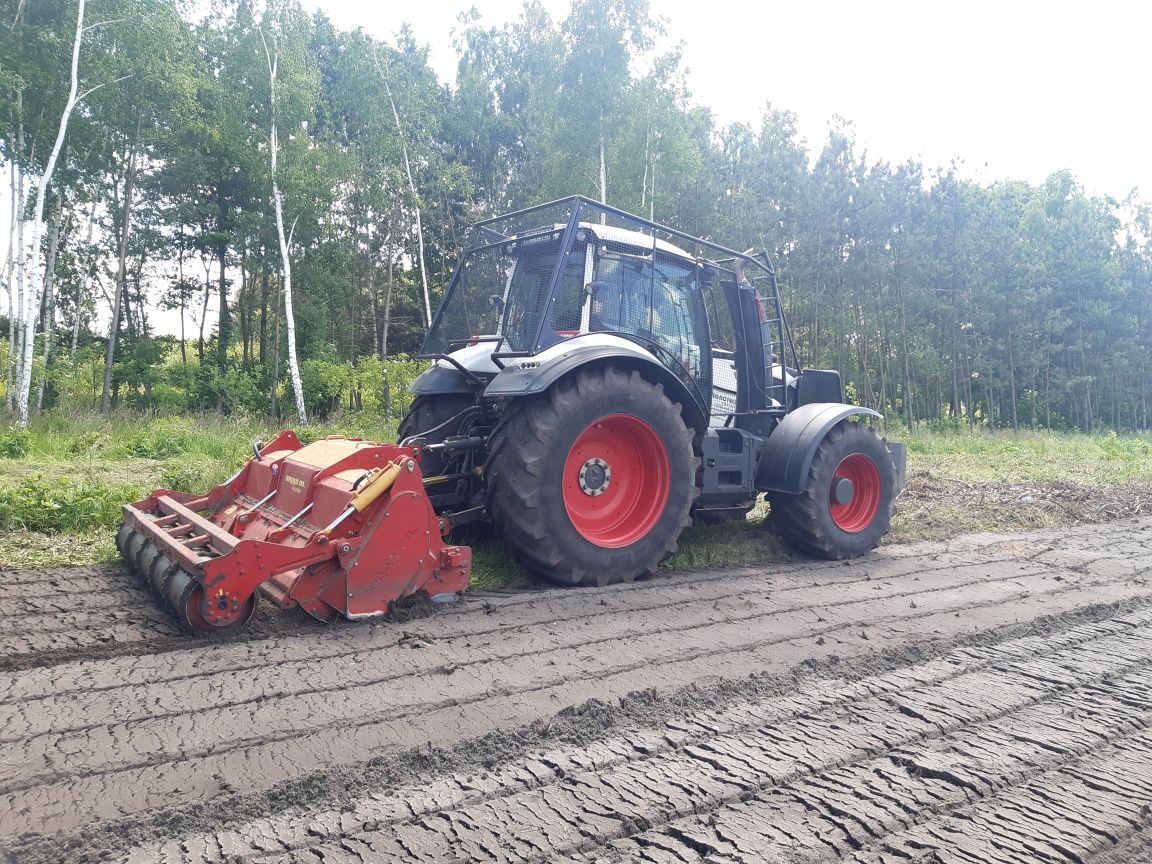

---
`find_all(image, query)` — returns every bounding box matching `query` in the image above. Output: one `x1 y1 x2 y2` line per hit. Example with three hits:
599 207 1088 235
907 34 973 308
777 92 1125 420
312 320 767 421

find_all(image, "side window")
648 255 700 376
547 242 589 336
588 250 705 379
702 265 736 352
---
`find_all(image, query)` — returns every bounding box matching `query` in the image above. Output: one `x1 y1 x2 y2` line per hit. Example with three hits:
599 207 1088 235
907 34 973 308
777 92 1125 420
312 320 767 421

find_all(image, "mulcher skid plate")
117 431 472 633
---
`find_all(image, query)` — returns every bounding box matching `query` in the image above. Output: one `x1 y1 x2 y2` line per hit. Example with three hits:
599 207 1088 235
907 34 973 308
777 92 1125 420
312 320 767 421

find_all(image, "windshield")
502 241 586 351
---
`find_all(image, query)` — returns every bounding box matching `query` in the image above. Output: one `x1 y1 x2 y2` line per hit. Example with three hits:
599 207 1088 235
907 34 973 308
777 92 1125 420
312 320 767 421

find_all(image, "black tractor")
400 196 906 585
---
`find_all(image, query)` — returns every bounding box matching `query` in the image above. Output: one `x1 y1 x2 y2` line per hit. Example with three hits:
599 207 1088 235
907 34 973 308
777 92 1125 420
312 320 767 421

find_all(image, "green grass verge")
893 429 1152 485
1 413 1149 585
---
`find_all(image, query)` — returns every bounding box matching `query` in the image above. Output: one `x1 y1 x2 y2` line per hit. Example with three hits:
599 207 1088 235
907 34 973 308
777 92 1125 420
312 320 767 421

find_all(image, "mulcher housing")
118 432 470 632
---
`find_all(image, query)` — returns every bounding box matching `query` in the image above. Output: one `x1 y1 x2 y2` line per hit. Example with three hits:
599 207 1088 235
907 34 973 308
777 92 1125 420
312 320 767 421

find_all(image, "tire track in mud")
0 557 1080 737
107 606 1152 863
1 518 1151 860
3 564 1151 837
1 517 1144 673
3 518 1147 686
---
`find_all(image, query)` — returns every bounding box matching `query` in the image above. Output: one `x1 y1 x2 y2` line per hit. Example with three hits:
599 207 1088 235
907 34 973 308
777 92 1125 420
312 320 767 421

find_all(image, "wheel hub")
578 457 612 496
832 476 855 506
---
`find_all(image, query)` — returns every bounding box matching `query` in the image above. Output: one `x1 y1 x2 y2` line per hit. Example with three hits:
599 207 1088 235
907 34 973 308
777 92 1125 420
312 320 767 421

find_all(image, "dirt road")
3 517 1152 863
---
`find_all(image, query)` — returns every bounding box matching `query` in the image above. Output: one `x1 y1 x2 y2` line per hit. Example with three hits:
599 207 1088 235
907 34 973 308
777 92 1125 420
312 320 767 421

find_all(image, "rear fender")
756 403 883 494
484 336 707 432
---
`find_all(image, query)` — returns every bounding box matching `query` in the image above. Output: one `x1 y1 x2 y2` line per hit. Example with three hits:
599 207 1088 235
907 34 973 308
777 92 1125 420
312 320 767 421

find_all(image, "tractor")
398 195 905 586
118 195 904 631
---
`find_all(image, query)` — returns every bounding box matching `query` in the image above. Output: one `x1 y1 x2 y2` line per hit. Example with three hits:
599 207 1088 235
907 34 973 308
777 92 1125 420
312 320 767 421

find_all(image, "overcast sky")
302 0 1152 201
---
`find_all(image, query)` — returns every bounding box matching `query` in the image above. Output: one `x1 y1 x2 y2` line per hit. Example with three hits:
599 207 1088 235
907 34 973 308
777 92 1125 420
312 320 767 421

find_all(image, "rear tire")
487 365 698 586
768 421 894 560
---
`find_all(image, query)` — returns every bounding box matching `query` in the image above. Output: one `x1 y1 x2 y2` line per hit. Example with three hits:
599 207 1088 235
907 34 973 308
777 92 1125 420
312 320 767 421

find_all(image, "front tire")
486 366 698 586
768 420 895 559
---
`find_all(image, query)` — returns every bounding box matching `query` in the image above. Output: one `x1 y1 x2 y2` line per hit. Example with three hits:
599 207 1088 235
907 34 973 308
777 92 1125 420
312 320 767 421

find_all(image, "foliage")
0 0 1149 434
0 426 30 458
0 474 140 532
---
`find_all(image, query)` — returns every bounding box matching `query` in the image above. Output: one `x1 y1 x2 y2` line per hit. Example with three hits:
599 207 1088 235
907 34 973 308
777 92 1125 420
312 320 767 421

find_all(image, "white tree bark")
100 112 141 412
36 190 64 410
8 119 25 411
15 0 86 426
262 28 307 425
3 159 16 410
68 199 98 362
599 134 608 205
374 50 432 328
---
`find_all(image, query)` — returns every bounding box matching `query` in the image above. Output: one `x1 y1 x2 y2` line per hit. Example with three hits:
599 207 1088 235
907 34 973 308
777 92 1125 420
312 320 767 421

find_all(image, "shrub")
0 475 141 532
159 459 220 493
0 427 30 459
123 421 189 459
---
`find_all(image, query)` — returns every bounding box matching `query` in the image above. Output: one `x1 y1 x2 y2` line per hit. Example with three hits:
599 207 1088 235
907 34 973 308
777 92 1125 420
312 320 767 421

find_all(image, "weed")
0 474 141 532
0 427 30 458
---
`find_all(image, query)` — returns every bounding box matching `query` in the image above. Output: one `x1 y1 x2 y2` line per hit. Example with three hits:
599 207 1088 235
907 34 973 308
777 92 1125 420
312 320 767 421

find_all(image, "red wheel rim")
562 414 671 548
829 453 882 533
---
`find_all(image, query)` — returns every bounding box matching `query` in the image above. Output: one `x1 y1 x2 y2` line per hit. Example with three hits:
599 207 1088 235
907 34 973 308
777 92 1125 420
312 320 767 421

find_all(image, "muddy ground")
3 517 1152 863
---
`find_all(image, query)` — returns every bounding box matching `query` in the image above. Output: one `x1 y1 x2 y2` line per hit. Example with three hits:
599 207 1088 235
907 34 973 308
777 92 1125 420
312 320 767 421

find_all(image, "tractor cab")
418 197 794 428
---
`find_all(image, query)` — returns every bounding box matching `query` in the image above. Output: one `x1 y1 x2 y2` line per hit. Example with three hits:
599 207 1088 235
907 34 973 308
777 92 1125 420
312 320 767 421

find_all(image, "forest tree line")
1 0 1149 431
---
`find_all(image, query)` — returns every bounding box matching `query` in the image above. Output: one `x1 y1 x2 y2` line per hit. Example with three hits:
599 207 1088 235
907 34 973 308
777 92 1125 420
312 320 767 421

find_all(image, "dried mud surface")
3 517 1152 863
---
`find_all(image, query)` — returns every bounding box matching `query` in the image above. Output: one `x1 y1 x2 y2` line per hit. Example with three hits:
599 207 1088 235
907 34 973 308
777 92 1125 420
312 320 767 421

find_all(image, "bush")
159 459 221 493
0 475 140 532
0 427 30 459
121 417 193 459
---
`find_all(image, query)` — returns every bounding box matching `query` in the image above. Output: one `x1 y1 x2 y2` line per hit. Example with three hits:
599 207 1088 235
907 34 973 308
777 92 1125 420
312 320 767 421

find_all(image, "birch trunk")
68 200 97 362
36 190 64 410
381 204 396 359
16 0 86 426
100 111 141 412
598 125 607 205
262 30 307 425
376 55 432 328
3 157 16 410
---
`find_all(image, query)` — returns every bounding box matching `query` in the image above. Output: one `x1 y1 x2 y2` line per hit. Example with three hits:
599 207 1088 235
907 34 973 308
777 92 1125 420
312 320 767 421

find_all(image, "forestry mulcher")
119 196 905 632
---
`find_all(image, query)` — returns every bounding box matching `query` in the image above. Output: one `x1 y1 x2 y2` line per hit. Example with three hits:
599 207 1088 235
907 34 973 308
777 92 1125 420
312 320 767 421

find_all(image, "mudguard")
409 364 479 396
484 342 708 432
756 402 883 494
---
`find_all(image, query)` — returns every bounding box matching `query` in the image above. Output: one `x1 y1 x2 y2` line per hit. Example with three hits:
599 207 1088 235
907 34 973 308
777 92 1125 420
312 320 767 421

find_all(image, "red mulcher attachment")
117 432 472 633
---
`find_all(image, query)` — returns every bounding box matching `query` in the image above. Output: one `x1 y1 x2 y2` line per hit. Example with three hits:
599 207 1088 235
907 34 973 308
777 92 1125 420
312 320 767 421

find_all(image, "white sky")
303 0 1152 201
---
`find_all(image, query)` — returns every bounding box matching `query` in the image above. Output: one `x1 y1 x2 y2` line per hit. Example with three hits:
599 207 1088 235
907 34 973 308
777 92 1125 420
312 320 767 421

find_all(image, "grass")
1 411 1149 578
893 429 1152 486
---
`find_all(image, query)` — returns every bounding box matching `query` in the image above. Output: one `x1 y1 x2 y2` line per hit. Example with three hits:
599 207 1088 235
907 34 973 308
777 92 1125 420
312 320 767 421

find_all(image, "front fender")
756 403 883 494
484 342 707 432
409 365 478 396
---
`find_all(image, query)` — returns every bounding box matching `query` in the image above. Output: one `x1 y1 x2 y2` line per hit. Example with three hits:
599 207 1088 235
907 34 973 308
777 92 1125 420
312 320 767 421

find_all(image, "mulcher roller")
118 432 471 633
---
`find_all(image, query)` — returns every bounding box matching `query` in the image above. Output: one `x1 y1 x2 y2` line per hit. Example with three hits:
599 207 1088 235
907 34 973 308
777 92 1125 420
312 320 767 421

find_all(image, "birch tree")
14 0 86 426
373 47 432 328
260 20 306 424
